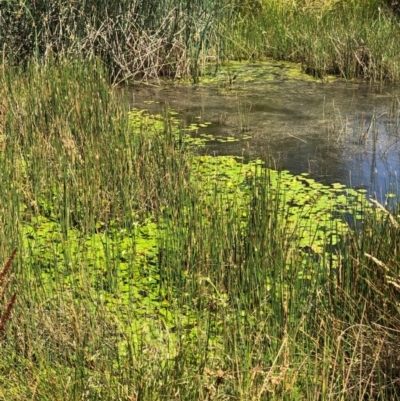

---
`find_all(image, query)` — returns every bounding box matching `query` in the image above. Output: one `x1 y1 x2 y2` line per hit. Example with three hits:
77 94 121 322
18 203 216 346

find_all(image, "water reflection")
129 77 400 198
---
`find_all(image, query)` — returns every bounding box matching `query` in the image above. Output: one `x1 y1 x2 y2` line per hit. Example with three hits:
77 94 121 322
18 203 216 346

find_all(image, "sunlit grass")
1 59 400 400
224 0 400 82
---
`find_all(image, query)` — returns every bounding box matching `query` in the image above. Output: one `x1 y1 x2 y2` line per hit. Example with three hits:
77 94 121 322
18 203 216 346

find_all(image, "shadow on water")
128 66 400 201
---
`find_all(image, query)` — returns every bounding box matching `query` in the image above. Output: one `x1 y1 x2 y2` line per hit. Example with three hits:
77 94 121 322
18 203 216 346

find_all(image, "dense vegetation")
2 0 400 82
0 58 400 401
1 1 400 400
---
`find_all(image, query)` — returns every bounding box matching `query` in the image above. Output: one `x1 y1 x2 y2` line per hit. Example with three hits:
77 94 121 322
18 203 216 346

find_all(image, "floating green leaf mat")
190 155 375 254
129 107 251 146
200 60 338 88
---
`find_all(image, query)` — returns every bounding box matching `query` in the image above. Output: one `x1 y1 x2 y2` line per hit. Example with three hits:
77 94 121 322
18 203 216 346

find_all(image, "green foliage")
3 0 400 83
233 0 400 82
2 60 400 400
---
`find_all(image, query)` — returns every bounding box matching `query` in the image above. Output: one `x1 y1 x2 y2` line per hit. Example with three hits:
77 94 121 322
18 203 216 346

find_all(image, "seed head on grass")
0 247 17 338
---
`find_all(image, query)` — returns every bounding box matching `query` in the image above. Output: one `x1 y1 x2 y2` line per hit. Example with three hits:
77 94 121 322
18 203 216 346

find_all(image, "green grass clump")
226 0 400 82
1 59 400 400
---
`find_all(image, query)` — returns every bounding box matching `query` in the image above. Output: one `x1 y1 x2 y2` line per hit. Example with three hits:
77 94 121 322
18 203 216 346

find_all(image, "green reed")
1 59 400 399
228 0 400 82
0 59 193 398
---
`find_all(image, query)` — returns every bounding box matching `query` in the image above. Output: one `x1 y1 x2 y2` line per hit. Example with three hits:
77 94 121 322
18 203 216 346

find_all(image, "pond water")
129 62 400 201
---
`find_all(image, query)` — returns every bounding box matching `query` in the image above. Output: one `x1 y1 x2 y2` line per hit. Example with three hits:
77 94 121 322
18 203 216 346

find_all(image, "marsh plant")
0 0 230 83
232 0 400 82
0 59 400 399
2 0 400 83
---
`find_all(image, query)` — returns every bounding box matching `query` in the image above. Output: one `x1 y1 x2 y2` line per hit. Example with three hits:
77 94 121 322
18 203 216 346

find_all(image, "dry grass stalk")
0 293 17 337
0 247 17 287
0 247 17 337
369 198 399 229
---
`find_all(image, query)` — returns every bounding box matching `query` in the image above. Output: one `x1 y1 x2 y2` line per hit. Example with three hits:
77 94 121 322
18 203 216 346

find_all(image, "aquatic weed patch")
129 107 250 146
23 215 157 301
18 151 381 359
190 155 374 255
129 107 209 147
21 213 226 364
113 107 386 312
202 60 333 87
156 153 387 330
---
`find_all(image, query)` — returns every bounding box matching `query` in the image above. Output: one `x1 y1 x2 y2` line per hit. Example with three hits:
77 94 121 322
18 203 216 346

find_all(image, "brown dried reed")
0 247 17 338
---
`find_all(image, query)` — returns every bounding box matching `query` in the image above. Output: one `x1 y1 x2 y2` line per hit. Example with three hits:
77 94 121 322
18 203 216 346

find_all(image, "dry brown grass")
276 0 344 13
0 248 17 338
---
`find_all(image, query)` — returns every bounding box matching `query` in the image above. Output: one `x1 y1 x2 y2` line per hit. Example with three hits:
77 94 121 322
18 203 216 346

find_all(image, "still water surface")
130 68 400 199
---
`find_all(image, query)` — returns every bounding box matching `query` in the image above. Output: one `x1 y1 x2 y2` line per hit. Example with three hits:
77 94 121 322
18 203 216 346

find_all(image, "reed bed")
0 0 229 83
226 0 400 82
2 0 400 83
0 59 400 399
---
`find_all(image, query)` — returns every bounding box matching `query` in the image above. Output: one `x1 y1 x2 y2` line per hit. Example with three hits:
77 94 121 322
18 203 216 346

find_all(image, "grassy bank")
235 0 400 82
2 0 400 82
1 60 400 400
